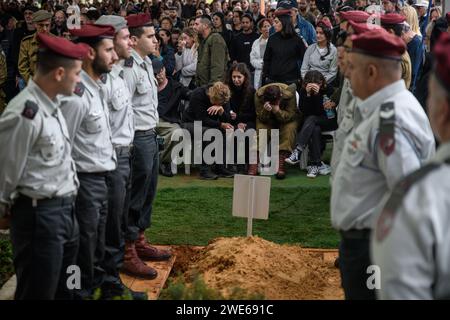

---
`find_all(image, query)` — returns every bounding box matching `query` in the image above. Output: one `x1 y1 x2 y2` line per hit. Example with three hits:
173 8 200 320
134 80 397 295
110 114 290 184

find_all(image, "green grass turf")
146 165 339 249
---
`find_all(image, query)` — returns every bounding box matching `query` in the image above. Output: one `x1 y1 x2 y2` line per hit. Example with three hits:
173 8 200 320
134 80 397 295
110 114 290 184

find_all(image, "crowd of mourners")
0 0 448 181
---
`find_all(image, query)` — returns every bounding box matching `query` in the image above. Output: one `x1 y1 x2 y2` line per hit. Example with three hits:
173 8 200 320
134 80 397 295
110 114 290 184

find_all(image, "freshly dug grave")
170 236 343 300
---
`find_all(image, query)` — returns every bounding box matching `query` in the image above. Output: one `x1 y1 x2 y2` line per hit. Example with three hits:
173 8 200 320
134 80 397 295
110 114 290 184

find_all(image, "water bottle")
323 96 335 119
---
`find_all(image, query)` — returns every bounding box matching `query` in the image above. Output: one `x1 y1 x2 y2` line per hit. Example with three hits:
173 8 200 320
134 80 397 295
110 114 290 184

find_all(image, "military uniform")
18 33 39 83
60 69 117 299
331 30 436 300
371 143 450 299
0 80 79 299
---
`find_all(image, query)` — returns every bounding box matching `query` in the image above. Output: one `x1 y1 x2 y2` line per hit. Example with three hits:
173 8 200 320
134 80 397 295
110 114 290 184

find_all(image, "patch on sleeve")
21 100 39 120
74 82 85 97
124 57 134 68
379 102 395 156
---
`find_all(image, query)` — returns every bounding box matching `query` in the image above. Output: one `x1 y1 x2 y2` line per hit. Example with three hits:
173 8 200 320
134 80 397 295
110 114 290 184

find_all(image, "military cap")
317 19 333 30
380 13 406 25
69 24 115 39
32 10 52 23
37 33 90 60
433 33 450 93
95 15 128 33
351 28 406 60
126 13 152 28
339 10 370 23
276 0 296 9
348 20 383 35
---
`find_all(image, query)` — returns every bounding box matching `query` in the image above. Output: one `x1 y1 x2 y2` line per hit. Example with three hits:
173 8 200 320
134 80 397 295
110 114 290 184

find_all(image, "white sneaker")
318 162 331 175
306 165 319 178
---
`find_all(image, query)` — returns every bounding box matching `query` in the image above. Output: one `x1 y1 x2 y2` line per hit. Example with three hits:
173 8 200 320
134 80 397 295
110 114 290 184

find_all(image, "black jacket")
262 32 306 84
229 86 256 126
183 86 232 128
230 31 259 71
158 79 190 124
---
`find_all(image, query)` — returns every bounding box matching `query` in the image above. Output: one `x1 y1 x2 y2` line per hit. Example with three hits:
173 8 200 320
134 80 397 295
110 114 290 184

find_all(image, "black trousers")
75 172 108 299
103 150 131 286
125 130 159 241
10 194 78 300
338 234 377 300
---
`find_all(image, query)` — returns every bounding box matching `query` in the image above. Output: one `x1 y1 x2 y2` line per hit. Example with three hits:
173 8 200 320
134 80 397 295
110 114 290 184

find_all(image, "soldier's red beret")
318 19 333 30
273 9 291 17
433 33 450 91
69 24 115 39
126 13 152 28
339 10 371 23
351 28 406 60
348 20 383 35
37 33 89 60
380 13 406 25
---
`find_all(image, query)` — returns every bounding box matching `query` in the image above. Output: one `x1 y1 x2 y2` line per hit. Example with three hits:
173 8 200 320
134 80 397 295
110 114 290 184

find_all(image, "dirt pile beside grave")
172 236 343 300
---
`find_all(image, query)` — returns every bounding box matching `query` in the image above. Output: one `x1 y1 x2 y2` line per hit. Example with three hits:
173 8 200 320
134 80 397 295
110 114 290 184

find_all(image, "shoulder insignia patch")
124 57 134 68
379 102 395 156
376 163 440 242
100 73 107 84
74 82 85 97
22 100 39 120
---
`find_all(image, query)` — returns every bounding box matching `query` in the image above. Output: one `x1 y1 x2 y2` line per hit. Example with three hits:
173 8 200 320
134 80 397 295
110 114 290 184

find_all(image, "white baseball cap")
413 0 429 8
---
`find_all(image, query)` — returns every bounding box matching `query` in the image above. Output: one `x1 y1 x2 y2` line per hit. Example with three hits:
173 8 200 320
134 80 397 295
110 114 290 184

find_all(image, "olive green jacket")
18 33 39 83
255 83 299 125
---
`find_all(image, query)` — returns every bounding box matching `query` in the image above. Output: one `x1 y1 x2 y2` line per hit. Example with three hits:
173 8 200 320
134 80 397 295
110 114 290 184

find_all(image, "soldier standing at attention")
372 34 450 300
331 29 435 300
0 33 88 299
94 15 146 300
60 24 118 300
121 13 172 280
18 10 53 84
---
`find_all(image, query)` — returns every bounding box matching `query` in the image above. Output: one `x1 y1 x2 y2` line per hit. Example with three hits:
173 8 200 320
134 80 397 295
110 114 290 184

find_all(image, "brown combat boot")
247 152 259 176
135 231 172 261
122 241 158 279
276 151 289 180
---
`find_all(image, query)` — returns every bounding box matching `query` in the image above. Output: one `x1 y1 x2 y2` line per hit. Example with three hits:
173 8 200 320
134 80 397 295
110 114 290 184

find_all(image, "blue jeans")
126 130 159 241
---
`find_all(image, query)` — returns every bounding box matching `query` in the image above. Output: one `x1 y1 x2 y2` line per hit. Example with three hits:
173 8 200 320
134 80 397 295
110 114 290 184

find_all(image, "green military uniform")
0 48 6 114
255 83 299 152
18 33 39 83
195 32 229 87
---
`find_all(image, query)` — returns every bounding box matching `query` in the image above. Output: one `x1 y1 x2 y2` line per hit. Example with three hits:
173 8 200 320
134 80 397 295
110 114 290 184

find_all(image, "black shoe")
101 281 148 300
200 166 218 180
237 164 247 174
159 163 174 177
213 165 235 178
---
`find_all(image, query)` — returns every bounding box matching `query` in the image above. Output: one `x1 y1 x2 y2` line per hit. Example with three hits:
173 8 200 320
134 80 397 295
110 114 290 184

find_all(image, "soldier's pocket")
85 112 103 133
347 149 365 168
136 81 150 95
39 134 61 162
111 90 128 111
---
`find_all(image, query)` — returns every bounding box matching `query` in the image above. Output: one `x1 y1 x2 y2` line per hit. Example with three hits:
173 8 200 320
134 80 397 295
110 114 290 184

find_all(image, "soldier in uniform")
60 24 118 299
0 33 88 299
371 34 450 300
331 29 436 300
122 13 172 279
18 10 53 84
94 15 146 300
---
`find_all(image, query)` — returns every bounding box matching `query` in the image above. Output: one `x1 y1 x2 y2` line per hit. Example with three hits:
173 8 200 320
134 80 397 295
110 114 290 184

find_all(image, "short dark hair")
129 23 154 38
263 85 282 103
36 49 76 75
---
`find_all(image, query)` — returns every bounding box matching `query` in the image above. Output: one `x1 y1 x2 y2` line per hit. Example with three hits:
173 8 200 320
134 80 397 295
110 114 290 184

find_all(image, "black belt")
115 145 133 156
77 171 108 177
340 229 371 240
135 128 156 136
18 194 75 208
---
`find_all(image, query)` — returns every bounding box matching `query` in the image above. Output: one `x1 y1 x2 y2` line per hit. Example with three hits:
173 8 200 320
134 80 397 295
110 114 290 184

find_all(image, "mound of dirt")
178 236 343 300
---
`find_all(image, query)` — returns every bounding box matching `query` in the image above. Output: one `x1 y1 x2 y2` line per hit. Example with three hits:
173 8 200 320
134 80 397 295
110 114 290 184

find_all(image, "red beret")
317 19 332 30
348 20 383 35
339 10 370 23
126 13 152 28
37 33 89 60
69 24 115 39
380 13 406 25
433 33 450 92
351 28 406 60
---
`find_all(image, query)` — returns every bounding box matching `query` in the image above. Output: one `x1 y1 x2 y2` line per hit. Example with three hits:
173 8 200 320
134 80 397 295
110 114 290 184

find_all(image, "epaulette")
379 102 395 156
74 82 85 97
119 70 124 79
21 100 39 120
376 163 441 242
124 57 134 68
21 34 34 42
100 73 107 84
